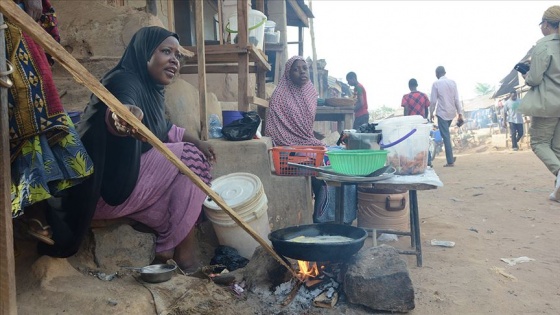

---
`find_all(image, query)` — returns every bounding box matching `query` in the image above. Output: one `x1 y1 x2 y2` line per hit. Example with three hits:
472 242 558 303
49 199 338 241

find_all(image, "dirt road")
407 147 560 314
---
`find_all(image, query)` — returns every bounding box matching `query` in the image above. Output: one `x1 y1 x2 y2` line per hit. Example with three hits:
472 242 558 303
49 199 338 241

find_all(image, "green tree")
474 82 495 96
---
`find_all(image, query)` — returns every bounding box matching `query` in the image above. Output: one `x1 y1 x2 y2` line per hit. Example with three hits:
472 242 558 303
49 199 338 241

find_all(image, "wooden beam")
248 96 268 108
0 12 17 315
195 1 208 140
217 0 223 44
309 0 318 94
287 0 309 27
0 0 299 280
180 64 258 74
167 0 175 32
237 0 249 111
255 0 264 12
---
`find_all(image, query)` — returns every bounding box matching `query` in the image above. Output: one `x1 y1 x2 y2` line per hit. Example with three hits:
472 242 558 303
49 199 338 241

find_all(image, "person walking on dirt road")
429 66 464 167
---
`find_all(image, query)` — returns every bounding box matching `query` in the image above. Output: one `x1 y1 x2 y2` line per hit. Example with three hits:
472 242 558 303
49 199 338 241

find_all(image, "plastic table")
317 168 443 267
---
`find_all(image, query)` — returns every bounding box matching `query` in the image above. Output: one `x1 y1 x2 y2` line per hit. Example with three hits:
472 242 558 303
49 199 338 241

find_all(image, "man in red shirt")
346 72 370 129
401 78 430 118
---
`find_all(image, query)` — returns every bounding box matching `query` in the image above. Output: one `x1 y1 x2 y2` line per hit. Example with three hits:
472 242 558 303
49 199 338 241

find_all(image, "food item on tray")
387 151 427 175
288 235 355 243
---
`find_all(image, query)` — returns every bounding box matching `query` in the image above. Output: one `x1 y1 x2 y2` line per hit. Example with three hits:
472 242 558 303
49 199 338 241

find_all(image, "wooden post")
237 0 249 112
0 12 17 315
309 0 319 95
0 0 299 280
166 0 175 32
195 1 208 140
217 0 223 44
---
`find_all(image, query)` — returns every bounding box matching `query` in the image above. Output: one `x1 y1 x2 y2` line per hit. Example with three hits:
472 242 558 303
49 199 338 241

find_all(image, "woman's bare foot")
153 250 173 265
173 228 202 272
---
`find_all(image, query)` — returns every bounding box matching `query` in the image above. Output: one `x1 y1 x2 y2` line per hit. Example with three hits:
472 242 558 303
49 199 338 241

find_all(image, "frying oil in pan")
288 235 354 243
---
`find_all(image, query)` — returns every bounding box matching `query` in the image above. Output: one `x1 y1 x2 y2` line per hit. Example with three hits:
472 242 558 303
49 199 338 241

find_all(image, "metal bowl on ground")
268 223 368 262
137 264 177 283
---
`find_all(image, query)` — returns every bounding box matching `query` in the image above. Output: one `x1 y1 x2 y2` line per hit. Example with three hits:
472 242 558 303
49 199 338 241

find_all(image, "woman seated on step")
40 26 216 272
265 56 355 224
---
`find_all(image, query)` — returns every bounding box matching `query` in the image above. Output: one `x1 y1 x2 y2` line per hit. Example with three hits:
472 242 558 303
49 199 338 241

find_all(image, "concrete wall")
208 138 313 231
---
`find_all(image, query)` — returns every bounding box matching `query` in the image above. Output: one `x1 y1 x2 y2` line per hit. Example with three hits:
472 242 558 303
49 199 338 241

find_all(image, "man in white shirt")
503 91 524 151
429 66 464 167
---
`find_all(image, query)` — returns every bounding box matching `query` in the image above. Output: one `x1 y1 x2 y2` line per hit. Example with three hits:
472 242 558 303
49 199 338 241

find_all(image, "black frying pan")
268 223 367 262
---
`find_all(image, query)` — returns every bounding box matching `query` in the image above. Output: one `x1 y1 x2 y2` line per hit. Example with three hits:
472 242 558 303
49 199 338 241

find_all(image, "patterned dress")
6 14 93 217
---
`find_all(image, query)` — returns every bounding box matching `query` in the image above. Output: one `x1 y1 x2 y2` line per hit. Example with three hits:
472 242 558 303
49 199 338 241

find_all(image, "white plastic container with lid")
264 20 279 44
377 115 431 175
203 172 270 259
226 9 267 50
264 20 276 34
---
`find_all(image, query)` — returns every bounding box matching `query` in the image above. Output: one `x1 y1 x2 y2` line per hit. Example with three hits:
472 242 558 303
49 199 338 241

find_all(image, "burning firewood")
313 288 339 308
304 278 323 289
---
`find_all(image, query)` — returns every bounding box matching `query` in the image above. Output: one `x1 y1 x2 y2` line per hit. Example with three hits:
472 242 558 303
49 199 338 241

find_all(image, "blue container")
222 110 244 127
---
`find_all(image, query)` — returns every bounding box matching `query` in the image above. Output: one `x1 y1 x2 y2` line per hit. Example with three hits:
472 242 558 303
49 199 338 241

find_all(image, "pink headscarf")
265 56 324 146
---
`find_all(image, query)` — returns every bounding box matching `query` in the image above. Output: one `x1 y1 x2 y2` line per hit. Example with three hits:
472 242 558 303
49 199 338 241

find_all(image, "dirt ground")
13 136 560 314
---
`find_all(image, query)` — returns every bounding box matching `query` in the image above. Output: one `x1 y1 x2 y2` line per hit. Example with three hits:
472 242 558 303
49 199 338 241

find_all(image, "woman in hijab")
40 26 215 271
265 55 324 146
519 5 560 202
265 56 355 224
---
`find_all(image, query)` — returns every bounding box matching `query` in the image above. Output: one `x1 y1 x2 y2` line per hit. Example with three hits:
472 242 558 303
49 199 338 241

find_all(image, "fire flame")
297 260 320 280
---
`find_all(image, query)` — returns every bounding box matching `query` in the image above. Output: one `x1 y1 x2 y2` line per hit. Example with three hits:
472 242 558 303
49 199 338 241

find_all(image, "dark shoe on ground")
443 157 456 167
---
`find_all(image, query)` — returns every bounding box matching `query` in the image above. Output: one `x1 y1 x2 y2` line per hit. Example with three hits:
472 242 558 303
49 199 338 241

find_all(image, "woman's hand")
23 0 42 21
111 105 147 141
196 141 217 163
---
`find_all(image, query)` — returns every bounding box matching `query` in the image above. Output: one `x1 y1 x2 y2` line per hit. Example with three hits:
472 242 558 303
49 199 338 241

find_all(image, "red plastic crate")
270 146 326 176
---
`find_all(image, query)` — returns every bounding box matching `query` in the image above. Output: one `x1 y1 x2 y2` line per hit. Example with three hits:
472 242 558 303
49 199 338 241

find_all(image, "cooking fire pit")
269 223 367 262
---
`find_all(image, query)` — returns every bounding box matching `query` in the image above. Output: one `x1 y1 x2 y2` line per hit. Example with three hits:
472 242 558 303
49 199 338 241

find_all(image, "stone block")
344 245 415 312
242 246 291 291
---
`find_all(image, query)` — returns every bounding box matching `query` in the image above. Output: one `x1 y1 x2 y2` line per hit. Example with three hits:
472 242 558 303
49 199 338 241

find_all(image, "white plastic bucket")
378 115 431 175
203 173 270 258
226 9 267 50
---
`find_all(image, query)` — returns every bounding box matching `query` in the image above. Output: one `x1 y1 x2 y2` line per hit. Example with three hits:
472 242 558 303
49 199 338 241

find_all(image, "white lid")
377 115 428 129
203 173 263 210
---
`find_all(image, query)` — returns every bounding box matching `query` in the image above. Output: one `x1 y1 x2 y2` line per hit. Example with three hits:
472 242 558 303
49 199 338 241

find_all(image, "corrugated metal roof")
492 47 533 99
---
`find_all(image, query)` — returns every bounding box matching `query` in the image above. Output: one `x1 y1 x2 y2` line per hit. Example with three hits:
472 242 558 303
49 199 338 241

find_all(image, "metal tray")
316 166 396 182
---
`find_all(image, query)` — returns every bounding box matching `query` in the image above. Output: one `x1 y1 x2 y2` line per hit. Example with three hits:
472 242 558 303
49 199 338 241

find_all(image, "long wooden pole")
309 0 319 95
0 12 17 315
195 1 208 140
0 0 298 279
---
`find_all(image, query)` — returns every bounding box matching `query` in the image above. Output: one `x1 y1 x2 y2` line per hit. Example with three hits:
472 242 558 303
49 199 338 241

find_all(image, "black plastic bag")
210 245 249 272
221 111 261 141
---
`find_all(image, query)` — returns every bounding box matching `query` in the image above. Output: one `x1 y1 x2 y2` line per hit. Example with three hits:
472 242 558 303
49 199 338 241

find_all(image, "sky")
288 0 558 110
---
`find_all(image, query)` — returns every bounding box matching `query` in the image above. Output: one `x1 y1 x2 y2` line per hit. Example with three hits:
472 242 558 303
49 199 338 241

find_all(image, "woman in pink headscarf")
265 56 324 146
265 56 356 224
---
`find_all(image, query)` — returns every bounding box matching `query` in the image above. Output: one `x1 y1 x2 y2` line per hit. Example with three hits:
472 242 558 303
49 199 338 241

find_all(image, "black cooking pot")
268 223 367 262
